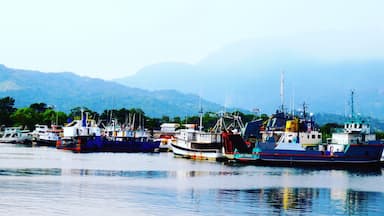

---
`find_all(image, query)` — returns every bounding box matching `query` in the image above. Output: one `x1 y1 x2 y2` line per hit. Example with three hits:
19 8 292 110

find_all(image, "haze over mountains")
1 35 384 127
116 38 384 119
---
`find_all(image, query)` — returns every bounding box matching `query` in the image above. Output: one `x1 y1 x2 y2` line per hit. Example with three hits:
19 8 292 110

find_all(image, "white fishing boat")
171 109 228 161
172 128 224 160
0 127 32 144
32 124 63 146
326 91 380 154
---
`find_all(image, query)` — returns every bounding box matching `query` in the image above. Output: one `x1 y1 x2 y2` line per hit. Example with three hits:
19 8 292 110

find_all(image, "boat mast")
198 102 203 132
350 90 355 119
302 102 307 119
280 70 285 112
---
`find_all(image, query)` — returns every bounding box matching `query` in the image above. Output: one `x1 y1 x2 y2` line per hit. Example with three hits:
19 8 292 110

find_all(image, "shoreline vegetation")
1 96 384 140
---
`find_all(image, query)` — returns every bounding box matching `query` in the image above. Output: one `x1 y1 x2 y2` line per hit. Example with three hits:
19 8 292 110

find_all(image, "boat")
171 107 225 161
325 91 384 161
234 132 384 167
172 126 224 161
171 109 244 161
156 134 176 152
56 111 103 152
32 124 63 147
234 91 384 167
57 110 160 153
100 124 160 153
155 123 180 152
223 110 292 158
102 117 160 153
0 127 32 144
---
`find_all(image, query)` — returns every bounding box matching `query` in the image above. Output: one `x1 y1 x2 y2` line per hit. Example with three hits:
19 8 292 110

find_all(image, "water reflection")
217 188 384 215
0 167 248 179
1 144 384 215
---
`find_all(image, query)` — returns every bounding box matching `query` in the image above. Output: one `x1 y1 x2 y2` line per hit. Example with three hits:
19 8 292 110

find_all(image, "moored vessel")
234 91 384 167
171 108 228 161
56 110 102 152
32 124 63 147
0 127 32 144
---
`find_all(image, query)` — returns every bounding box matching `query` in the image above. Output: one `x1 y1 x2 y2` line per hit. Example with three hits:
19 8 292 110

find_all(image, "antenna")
280 70 285 112
292 87 295 116
302 102 307 119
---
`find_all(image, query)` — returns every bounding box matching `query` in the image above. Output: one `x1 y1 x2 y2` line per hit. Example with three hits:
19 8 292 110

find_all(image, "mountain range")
116 39 384 120
1 36 384 129
1 63 384 130
0 64 230 117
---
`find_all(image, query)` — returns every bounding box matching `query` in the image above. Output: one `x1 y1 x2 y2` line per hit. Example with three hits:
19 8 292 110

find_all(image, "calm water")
1 144 384 216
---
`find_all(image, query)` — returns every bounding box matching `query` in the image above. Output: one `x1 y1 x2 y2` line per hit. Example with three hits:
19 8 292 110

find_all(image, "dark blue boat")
56 111 159 153
234 113 384 167
57 134 160 153
233 103 384 166
234 142 384 166
101 137 160 153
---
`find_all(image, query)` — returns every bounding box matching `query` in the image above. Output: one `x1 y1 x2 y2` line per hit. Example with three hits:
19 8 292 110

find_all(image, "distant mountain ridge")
0 64 232 117
2 64 384 130
115 39 384 120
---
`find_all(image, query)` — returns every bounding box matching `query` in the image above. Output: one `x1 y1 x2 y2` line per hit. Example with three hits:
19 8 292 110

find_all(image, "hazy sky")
1 0 383 80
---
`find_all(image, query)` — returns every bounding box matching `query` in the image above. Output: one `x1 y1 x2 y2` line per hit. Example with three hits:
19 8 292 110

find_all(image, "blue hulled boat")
56 111 103 153
57 112 160 153
102 128 160 153
234 134 384 167
101 117 160 153
234 91 384 167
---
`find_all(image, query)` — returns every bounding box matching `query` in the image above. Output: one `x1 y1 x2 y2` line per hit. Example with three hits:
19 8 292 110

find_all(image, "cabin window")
312 135 316 139
307 135 309 139
318 134 321 139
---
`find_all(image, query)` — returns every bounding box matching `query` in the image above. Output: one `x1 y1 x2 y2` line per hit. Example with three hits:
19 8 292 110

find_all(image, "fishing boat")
172 127 224 160
155 123 180 152
156 134 176 152
325 91 383 161
171 108 227 161
234 91 384 167
0 127 32 144
101 112 160 153
234 131 384 167
32 124 63 147
223 110 292 157
102 131 160 153
56 110 102 152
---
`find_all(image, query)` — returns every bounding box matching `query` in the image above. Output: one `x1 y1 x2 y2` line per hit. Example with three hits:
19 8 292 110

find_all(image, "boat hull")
33 138 59 147
57 136 160 153
171 143 225 161
102 139 160 153
235 144 384 167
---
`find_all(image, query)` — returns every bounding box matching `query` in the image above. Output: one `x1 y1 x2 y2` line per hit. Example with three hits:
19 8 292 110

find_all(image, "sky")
0 0 383 80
